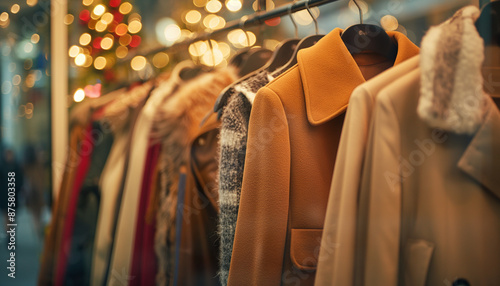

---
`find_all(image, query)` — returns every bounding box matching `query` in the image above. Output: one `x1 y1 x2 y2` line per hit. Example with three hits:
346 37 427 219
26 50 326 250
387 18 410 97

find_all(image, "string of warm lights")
67 0 143 72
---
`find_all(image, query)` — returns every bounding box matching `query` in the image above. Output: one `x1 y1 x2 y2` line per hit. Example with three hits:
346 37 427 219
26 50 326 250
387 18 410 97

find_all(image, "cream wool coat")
315 55 420 286
318 6 500 286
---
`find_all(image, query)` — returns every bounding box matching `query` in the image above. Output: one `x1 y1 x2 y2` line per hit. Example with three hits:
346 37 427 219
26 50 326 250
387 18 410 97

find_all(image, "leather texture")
177 113 222 286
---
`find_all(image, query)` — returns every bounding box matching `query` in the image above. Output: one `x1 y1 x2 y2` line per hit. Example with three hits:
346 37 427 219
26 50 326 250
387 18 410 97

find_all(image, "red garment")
130 142 161 286
55 123 95 286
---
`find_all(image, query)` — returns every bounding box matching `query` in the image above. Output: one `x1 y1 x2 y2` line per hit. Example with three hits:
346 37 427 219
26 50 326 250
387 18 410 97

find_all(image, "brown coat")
227 29 419 286
178 112 221 286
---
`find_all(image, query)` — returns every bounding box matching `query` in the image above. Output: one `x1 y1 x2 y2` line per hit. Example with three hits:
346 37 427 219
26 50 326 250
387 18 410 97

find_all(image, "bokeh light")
31 34 40 44
64 14 74 25
205 0 222 13
79 33 92 45
74 88 85 102
93 4 106 17
185 10 202 24
75 54 86 66
11 4 20 14
128 20 142 33
116 46 128 58
194 0 207 8
164 24 181 42
69 45 81 57
100 37 114 50
131 56 146 70
119 2 132 14
380 15 398 31
226 0 242 12
153 52 170 68
94 56 107 70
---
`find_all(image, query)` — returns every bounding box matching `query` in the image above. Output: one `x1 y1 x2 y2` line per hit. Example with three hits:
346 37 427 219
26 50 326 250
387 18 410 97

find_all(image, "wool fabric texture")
217 69 278 285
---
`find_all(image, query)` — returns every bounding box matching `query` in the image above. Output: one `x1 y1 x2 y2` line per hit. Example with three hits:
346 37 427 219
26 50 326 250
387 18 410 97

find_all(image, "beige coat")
315 55 420 286
356 67 500 286
318 6 500 285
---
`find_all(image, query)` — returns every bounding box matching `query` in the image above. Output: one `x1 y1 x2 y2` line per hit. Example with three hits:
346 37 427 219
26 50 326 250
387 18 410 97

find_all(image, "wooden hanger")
341 0 397 61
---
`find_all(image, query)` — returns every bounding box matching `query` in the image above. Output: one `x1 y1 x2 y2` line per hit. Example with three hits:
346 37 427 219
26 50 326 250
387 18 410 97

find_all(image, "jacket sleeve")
356 90 402 286
218 94 252 285
227 86 291 286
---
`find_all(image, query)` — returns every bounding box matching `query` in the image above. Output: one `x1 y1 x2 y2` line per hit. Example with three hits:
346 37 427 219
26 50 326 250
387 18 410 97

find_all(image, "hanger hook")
206 36 216 67
288 0 299 38
192 41 201 65
305 0 319 35
240 16 251 47
352 0 363 24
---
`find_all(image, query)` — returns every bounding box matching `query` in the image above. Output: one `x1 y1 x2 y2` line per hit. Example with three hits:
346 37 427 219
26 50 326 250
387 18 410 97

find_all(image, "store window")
0 0 51 284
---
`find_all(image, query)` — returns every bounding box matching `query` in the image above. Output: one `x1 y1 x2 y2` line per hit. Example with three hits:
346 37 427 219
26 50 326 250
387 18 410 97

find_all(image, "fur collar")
418 6 486 135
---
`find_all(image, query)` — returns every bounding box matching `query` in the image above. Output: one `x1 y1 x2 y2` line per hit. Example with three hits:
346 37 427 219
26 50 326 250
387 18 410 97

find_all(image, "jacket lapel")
297 28 419 126
458 96 500 199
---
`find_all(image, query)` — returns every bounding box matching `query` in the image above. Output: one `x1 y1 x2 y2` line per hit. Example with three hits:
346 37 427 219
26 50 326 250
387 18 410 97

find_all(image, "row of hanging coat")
39 0 500 285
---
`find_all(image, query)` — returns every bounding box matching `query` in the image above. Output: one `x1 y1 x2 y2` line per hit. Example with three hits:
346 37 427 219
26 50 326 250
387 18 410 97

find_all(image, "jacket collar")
418 6 485 135
297 28 419 126
458 96 500 199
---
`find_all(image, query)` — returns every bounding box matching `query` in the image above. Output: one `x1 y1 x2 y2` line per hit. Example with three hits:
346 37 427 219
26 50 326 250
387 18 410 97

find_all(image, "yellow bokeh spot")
193 0 207 8
380 15 399 31
64 14 74 25
94 56 107 70
185 10 201 24
26 0 38 7
83 55 93 67
131 56 146 71
153 52 170 68
217 42 231 57
116 46 128 58
31 34 40 44
79 33 91 46
100 37 114 50
93 4 106 17
74 88 85 102
11 4 20 14
75 54 86 66
189 41 208 57
128 20 142 34
95 20 107 32
119 34 132 46
201 48 223 66
119 2 133 14
164 24 181 42
101 12 114 24
69 45 81 57
82 0 93 6
205 0 222 13
0 12 9 22
226 0 242 12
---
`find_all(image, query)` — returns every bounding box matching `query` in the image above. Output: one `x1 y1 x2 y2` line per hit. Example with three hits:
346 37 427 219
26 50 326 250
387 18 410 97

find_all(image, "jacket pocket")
403 239 434 286
290 229 323 272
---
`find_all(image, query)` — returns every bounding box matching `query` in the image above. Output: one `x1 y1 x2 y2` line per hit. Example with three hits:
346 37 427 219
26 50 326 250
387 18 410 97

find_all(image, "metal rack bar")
118 0 338 64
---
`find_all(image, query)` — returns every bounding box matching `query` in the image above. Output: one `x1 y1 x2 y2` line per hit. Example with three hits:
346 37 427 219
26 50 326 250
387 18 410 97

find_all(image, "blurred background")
0 0 481 284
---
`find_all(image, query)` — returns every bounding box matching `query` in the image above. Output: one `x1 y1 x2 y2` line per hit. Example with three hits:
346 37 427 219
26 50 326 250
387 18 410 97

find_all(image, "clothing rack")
118 0 339 64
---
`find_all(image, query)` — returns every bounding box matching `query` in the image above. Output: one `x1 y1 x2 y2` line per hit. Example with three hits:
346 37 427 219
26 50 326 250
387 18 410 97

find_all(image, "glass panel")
0 0 51 284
